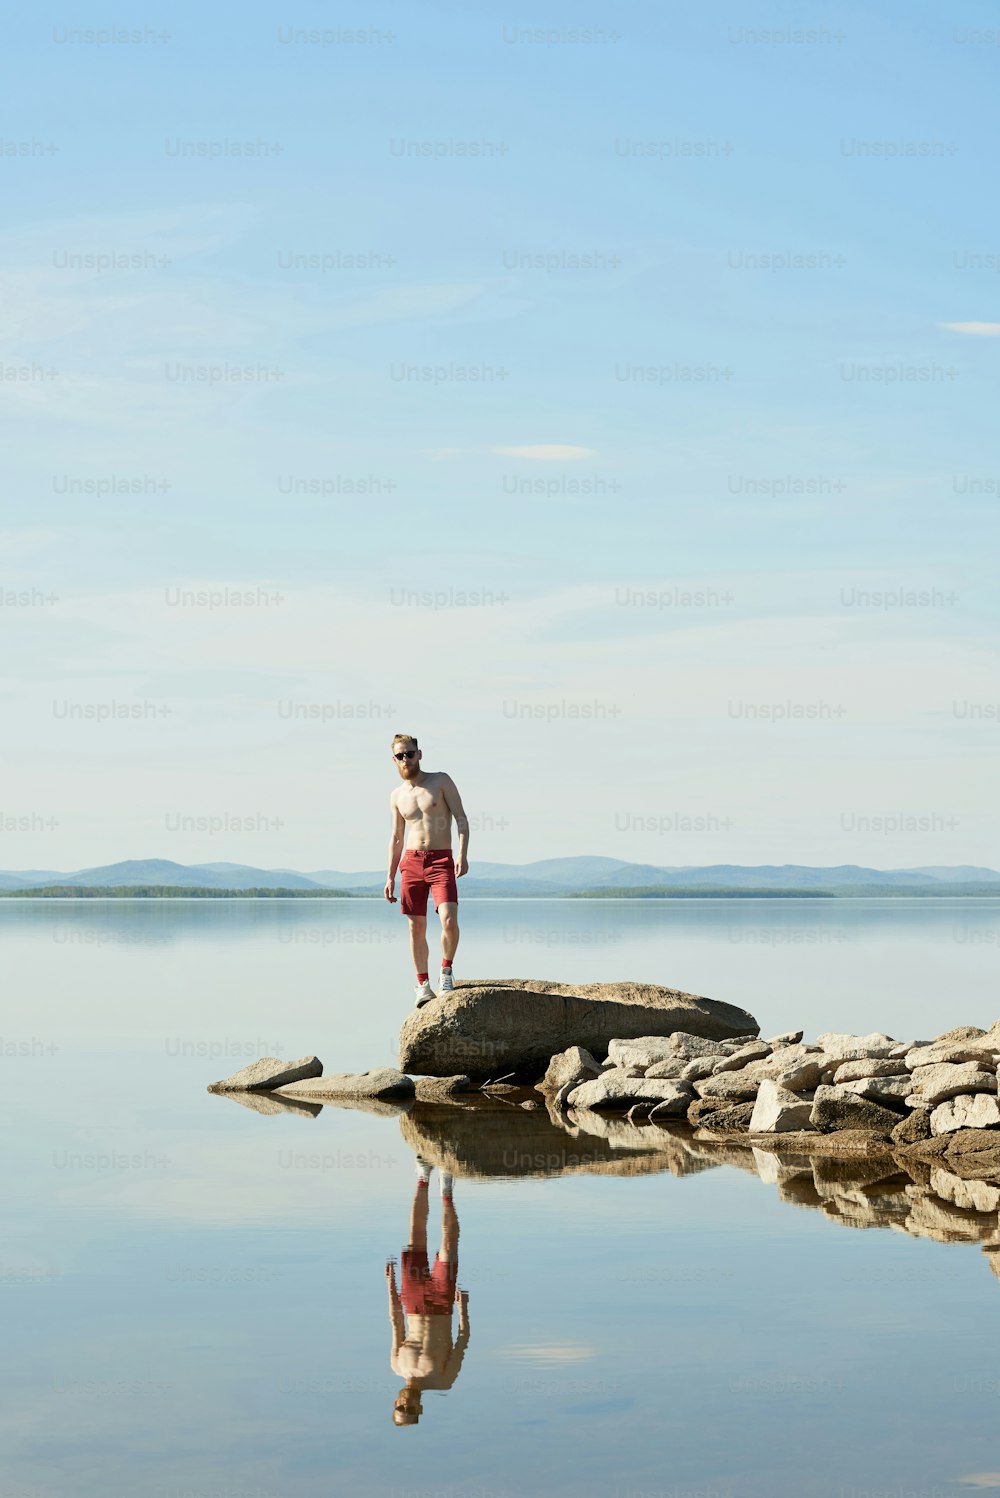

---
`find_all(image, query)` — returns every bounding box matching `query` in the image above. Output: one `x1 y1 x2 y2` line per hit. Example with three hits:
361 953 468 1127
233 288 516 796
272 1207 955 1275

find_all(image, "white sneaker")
414 979 436 1007
438 968 454 994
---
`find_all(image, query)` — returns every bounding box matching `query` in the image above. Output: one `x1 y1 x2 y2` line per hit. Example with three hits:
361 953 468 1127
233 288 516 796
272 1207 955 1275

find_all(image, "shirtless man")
386 1160 470 1426
384 733 469 1006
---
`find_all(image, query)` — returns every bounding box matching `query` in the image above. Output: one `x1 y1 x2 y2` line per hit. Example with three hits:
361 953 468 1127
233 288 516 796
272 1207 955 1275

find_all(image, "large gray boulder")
207 1054 322 1093
398 979 758 1079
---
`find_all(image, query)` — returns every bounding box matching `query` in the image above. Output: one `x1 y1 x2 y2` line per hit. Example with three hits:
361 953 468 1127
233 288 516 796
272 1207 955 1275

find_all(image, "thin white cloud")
491 444 595 460
939 322 1000 336
422 444 597 462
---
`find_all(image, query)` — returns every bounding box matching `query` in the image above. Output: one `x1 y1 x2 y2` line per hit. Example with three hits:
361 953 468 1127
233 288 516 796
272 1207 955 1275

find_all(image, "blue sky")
2 0 998 872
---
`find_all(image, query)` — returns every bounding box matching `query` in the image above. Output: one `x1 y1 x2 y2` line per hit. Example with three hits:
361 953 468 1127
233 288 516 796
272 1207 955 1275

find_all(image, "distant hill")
0 857 998 896
0 859 330 892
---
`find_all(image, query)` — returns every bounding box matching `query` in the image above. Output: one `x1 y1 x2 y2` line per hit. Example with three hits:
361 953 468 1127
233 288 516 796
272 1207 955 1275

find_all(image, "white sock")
440 1171 454 1198
416 1158 433 1184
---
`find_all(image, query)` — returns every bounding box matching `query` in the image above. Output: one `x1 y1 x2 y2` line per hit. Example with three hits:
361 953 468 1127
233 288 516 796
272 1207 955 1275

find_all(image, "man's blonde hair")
392 733 419 750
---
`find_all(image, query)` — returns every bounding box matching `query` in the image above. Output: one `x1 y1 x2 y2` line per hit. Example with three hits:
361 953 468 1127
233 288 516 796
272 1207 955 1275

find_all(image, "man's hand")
455 1287 469 1308
455 858 469 878
384 880 397 903
386 1258 399 1291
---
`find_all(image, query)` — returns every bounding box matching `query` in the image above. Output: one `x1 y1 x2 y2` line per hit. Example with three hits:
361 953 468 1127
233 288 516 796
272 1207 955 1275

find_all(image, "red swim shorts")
399 849 458 916
400 1247 458 1316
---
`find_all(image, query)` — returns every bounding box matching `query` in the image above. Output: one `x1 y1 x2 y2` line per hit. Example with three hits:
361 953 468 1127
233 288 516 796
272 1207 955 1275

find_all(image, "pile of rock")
543 1022 1000 1144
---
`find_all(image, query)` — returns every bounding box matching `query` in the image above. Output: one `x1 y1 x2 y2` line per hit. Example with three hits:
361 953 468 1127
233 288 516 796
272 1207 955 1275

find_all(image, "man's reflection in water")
386 1157 470 1425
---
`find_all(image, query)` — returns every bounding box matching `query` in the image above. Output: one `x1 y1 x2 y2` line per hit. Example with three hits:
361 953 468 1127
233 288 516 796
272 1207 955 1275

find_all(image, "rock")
646 1089 698 1120
398 980 757 1078
693 1072 762 1102
891 1109 932 1145
809 1085 900 1137
816 1032 896 1062
644 1057 693 1079
770 1058 824 1093
739 1049 826 1090
944 1153 1000 1184
930 1166 1000 1214
767 1044 821 1066
521 1099 541 1110
947 1129 1000 1157
609 1033 725 1069
930 1093 1000 1135
905 1041 998 1070
712 1042 772 1073
275 1069 415 1102
539 1046 601 1094
909 1063 998 1105
833 1058 914 1083
933 1025 987 1044
894 1136 952 1162
413 1075 473 1102
837 1075 912 1108
740 1128 899 1160
749 1080 815 1134
207 1054 323 1094
765 1030 804 1047
686 1100 755 1131
678 1056 718 1083
565 1071 693 1113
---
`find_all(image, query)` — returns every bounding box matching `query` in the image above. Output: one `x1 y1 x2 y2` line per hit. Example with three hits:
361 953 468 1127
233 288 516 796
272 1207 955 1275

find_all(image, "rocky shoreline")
206 980 1000 1232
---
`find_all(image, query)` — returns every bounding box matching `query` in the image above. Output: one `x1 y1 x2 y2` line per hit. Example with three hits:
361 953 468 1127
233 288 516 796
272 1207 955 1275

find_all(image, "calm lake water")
4 898 1000 1498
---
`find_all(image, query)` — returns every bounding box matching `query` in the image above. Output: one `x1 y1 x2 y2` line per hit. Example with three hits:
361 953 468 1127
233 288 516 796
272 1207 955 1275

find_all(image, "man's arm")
385 796 405 902
386 1259 406 1354
439 1290 470 1388
442 775 469 876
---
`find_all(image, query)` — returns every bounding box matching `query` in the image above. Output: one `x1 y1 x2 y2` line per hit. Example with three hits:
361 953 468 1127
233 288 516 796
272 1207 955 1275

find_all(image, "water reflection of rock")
224 1090 323 1119
400 1099 729 1180
399 1101 1000 1276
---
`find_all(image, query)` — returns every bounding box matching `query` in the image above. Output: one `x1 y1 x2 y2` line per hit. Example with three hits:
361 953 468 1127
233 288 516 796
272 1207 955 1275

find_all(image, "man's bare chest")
397 779 447 821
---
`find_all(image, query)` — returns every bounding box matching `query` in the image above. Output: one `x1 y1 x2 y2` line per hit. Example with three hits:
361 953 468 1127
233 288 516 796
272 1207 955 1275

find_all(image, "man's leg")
438 903 459 965
407 914 429 978
409 1178 430 1253
438 1189 458 1264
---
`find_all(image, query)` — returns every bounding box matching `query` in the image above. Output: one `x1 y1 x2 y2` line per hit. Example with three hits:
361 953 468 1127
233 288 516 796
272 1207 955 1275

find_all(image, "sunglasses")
393 749 417 760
